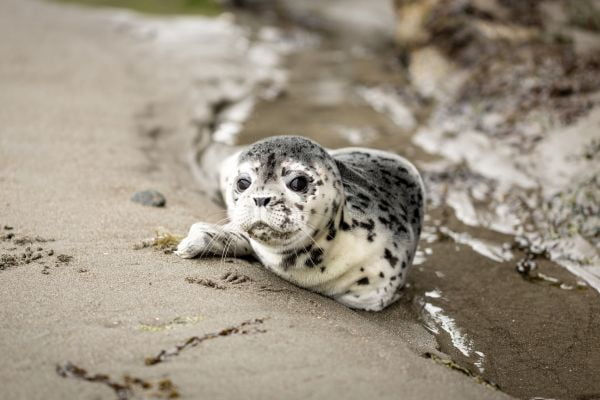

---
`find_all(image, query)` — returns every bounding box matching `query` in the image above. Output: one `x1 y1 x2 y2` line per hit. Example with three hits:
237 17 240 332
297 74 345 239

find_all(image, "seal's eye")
288 176 308 192
236 177 251 191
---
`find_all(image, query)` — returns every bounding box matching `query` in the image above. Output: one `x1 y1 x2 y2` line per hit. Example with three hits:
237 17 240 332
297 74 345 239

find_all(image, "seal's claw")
174 238 201 258
175 223 212 258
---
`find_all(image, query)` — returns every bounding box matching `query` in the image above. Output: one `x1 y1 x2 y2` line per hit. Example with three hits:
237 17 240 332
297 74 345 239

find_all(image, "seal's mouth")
246 222 297 242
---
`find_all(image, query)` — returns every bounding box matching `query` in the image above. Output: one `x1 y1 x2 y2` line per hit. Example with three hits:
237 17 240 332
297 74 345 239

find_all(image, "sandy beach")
0 0 514 399
3 0 600 399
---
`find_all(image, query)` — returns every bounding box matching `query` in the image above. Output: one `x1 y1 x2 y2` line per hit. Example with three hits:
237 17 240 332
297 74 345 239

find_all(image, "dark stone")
131 189 166 207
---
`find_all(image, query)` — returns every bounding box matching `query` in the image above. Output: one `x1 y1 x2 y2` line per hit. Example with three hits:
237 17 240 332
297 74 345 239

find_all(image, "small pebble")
131 189 166 207
516 258 537 275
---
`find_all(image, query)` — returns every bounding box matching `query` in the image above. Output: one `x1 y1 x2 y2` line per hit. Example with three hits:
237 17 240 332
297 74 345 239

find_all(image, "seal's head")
227 136 343 249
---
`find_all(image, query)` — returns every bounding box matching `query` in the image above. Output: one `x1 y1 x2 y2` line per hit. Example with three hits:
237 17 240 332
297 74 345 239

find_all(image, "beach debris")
13 236 33 245
57 254 73 263
133 228 182 253
0 226 69 274
0 232 14 241
0 254 19 270
131 189 166 207
424 353 499 390
145 318 266 366
0 245 58 272
56 362 179 400
515 254 587 291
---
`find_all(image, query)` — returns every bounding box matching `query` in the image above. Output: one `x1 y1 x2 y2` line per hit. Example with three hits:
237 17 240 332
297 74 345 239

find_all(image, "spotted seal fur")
176 136 425 311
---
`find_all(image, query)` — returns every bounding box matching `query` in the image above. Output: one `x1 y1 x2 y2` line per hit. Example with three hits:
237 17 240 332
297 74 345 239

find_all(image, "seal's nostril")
254 197 271 207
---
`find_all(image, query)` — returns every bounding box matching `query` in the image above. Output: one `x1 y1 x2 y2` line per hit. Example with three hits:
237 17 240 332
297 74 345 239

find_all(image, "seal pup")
176 136 425 311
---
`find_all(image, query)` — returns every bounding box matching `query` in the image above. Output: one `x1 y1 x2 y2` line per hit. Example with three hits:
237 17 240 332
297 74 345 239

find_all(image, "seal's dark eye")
288 176 308 192
236 178 251 191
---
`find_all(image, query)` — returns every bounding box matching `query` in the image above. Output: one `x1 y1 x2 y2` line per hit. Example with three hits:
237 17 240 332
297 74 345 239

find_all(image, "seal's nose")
253 197 272 207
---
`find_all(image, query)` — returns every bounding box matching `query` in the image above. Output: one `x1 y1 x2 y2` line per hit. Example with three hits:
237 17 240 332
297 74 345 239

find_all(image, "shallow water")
220 16 600 400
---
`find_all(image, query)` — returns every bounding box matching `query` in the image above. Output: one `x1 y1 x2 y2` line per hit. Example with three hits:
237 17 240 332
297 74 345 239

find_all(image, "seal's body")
177 136 424 311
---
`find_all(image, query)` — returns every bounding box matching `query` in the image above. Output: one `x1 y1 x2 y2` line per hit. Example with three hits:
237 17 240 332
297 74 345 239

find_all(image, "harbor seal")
176 136 425 311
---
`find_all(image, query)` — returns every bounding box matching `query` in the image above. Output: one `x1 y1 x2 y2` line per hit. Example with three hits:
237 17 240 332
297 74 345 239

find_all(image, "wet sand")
0 0 513 399
233 10 600 399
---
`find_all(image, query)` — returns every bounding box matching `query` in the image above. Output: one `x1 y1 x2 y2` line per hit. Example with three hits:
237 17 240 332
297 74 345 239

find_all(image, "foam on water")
423 302 473 357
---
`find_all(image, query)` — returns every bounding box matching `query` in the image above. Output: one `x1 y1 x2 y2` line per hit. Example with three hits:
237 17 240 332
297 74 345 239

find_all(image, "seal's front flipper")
175 222 252 259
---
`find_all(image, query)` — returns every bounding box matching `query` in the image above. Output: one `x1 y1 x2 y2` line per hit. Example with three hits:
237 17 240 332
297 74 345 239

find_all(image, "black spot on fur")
359 219 375 232
384 248 399 268
350 203 365 213
340 219 351 231
281 253 297 270
306 248 324 267
326 218 337 241
357 193 370 203
357 277 369 285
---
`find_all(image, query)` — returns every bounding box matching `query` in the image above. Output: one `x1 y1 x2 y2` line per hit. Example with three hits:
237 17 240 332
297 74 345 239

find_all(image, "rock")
131 189 166 208
394 0 439 48
408 46 461 100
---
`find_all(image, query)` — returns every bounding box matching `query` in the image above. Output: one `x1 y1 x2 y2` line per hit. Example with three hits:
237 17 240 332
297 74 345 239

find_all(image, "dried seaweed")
56 362 179 400
425 353 499 390
145 318 266 366
133 229 183 253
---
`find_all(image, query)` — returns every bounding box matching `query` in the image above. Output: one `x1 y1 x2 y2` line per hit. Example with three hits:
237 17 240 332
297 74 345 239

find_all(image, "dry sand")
0 0 512 399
